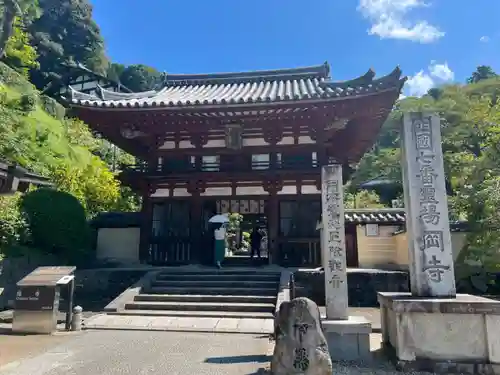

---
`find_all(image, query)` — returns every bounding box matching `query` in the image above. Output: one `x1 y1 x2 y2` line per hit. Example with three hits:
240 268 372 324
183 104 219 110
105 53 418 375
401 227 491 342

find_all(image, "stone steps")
155 273 279 282
146 286 278 296
155 269 279 276
107 309 274 319
151 279 278 288
135 294 276 304
125 301 275 313
118 269 281 321
222 257 269 267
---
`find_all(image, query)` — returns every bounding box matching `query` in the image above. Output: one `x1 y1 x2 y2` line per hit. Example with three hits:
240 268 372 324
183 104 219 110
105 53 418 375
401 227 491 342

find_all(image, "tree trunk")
0 0 21 59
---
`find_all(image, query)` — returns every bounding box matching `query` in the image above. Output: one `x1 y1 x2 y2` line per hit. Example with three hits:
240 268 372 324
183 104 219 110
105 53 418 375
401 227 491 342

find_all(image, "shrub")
40 95 65 120
18 93 37 113
0 62 35 93
0 194 30 250
20 188 92 263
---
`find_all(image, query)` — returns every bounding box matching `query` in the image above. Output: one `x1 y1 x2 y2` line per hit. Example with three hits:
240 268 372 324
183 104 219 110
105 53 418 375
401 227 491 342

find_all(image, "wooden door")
345 230 359 268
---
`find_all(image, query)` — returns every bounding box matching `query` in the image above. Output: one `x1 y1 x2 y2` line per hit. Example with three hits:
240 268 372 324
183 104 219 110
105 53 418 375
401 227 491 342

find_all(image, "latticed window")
151 201 190 237
251 154 270 170
202 155 220 171
279 200 321 237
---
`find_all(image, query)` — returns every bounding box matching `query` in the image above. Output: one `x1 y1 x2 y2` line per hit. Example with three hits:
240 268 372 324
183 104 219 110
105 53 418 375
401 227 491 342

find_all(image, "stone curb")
83 325 273 335
103 270 161 313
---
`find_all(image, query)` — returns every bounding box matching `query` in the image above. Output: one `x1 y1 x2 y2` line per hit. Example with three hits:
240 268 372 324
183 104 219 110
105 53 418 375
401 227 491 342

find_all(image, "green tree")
467 65 498 84
3 18 39 76
0 0 22 58
106 62 125 83
344 190 385 209
28 0 108 91
353 75 500 271
118 64 163 92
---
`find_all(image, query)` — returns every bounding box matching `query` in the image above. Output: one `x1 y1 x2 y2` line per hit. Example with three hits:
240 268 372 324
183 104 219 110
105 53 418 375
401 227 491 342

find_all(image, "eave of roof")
0 161 52 187
344 208 405 224
68 62 406 110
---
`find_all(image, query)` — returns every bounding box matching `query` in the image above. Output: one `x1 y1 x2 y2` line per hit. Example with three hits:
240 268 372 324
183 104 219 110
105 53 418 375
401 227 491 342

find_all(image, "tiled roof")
344 209 469 232
344 209 405 224
69 62 406 108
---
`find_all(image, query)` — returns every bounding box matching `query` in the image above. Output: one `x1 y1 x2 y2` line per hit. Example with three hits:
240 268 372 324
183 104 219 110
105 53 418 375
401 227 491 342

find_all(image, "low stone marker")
271 297 333 375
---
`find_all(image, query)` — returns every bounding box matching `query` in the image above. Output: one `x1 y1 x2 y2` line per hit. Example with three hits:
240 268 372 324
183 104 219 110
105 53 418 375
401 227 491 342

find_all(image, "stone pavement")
0 328 74 369
84 314 274 334
83 307 380 335
0 330 437 375
0 330 272 375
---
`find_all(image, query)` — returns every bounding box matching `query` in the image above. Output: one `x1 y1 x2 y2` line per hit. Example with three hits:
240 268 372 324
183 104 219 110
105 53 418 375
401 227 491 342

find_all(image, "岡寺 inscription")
401 113 456 297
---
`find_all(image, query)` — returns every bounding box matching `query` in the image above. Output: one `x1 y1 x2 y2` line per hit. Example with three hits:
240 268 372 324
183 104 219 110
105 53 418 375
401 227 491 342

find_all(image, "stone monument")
319 165 372 361
271 297 333 375
378 112 500 374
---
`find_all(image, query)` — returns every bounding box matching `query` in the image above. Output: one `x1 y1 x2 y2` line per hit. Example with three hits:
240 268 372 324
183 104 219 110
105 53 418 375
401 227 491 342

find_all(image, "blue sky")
90 0 499 97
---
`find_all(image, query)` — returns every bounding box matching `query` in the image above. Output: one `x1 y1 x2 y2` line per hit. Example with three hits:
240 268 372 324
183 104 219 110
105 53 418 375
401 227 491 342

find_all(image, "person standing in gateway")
250 226 263 259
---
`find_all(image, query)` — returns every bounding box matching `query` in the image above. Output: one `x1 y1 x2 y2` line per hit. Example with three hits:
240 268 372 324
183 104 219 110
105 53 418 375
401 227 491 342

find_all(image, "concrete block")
322 315 372 362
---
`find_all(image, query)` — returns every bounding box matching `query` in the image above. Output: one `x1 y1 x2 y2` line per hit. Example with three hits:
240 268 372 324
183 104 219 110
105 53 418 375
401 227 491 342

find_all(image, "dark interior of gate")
68 62 405 267
148 195 359 267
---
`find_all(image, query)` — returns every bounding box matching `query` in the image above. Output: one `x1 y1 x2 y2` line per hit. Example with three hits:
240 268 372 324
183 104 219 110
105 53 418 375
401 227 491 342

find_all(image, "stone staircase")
111 269 281 319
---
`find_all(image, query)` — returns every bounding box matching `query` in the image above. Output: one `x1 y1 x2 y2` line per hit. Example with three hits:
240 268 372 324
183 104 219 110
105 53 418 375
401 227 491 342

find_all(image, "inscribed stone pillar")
401 112 456 298
321 164 348 320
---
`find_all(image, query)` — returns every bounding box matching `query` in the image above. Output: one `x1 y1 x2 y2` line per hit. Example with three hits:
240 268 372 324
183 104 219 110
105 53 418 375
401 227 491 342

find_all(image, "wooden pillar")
188 181 205 264
139 184 154 264
268 192 279 265
264 126 282 265
265 178 281 265
190 195 202 264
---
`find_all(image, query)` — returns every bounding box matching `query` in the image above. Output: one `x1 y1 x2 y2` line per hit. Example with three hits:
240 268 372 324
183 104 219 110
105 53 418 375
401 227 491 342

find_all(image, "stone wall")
292 268 410 307
73 269 146 311
0 254 59 310
1 254 146 311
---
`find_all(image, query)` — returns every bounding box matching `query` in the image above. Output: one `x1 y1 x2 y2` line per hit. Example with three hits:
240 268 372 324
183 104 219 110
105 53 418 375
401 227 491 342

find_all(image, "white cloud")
357 0 444 43
405 61 455 97
406 71 435 97
480 36 490 43
429 61 454 81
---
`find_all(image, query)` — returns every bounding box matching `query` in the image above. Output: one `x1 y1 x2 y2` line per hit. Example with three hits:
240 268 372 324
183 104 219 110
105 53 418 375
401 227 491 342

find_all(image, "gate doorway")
216 199 269 266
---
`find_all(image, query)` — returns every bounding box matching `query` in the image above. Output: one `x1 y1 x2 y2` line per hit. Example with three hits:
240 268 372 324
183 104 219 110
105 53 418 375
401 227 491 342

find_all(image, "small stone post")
71 305 83 331
321 164 348 320
401 112 456 298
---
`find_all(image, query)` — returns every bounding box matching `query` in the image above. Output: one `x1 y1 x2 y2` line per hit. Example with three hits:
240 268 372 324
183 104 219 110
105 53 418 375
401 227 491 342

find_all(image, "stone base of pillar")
322 316 372 362
378 292 500 374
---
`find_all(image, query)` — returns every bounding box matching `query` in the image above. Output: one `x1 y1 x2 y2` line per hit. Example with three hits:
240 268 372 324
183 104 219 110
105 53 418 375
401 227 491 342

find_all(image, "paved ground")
0 330 272 375
84 314 274 334
83 307 380 334
0 330 435 375
0 328 74 369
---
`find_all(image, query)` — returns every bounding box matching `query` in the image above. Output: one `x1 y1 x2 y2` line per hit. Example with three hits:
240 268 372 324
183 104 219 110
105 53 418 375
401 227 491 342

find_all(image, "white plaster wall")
277 185 297 195
201 187 232 196
301 185 320 194
243 137 269 147
96 227 140 264
235 186 268 195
